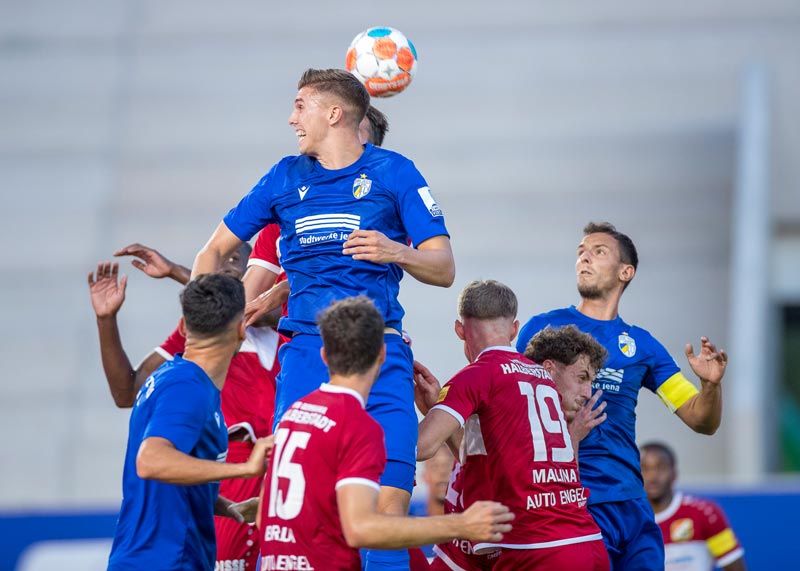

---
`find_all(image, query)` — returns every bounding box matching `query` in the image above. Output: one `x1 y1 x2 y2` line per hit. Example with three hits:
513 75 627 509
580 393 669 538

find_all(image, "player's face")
551 354 594 422
641 449 676 503
288 87 329 156
576 233 626 299
220 248 246 281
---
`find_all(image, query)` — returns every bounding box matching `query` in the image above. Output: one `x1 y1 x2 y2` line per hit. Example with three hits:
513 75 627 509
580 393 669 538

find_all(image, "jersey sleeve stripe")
716 546 745 567
153 347 174 361
335 477 381 492
430 404 465 427
706 527 739 557
246 258 282 274
655 372 698 412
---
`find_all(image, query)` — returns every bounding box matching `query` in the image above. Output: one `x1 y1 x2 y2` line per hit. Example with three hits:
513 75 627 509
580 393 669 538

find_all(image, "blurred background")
2 0 800 568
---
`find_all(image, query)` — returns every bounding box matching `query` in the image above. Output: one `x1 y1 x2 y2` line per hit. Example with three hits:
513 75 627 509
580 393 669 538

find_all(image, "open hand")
88 262 127 318
227 497 260 524
115 243 184 282
460 501 514 544
413 361 442 415
685 337 728 385
245 281 289 327
342 230 405 264
568 390 607 444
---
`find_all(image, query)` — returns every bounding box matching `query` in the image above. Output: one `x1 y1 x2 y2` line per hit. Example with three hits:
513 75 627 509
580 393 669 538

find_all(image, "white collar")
654 492 683 524
477 345 516 359
319 383 366 409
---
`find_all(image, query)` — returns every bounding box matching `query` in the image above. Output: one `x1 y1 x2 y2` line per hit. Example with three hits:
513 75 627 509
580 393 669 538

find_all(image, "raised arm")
342 233 455 287
114 243 191 285
337 484 513 549
675 337 727 435
192 222 243 279
88 262 165 408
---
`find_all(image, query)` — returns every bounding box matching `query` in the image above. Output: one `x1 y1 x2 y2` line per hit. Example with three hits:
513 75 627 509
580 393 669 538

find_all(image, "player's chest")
584 329 649 396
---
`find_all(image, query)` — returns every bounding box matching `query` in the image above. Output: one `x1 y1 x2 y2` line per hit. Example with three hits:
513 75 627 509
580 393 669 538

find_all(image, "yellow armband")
656 373 699 412
707 528 738 557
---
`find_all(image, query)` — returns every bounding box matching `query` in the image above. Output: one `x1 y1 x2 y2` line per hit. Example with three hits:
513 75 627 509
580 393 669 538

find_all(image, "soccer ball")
345 27 418 97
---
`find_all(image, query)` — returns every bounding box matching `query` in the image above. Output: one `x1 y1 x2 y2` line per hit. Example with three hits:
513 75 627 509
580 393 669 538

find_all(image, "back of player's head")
298 68 370 126
180 274 245 338
457 280 518 320
525 325 607 371
640 441 677 468
318 296 385 376
365 105 389 146
583 221 639 272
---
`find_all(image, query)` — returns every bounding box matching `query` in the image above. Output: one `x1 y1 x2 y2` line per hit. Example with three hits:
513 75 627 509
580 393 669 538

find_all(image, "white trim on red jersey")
717 547 745 567
227 421 257 443
335 477 381 492
319 383 366 409
153 346 174 361
239 326 280 371
654 492 684 524
431 545 469 571
246 258 282 275
431 404 466 427
474 531 603 553
477 345 516 358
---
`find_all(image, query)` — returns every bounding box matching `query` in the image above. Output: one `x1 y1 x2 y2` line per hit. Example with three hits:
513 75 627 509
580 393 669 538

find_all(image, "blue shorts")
588 497 664 571
274 333 417 494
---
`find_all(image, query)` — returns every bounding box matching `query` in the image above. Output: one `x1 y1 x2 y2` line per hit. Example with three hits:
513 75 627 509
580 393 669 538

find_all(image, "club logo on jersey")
214 412 221 428
353 174 372 199
618 333 637 357
295 213 361 247
417 186 443 217
670 518 695 542
297 185 310 200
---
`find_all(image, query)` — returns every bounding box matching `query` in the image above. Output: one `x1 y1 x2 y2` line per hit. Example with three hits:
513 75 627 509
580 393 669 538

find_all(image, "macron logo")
298 185 310 200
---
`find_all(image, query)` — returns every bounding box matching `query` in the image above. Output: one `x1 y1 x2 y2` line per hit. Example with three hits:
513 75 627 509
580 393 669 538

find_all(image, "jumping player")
259 296 513 571
641 442 746 571
417 280 609 570
515 222 729 570
192 69 454 570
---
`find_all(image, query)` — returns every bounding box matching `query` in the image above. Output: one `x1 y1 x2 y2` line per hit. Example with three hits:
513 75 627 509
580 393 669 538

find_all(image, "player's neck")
469 337 513 362
327 374 372 404
315 133 365 170
576 295 620 321
182 345 236 391
650 491 674 515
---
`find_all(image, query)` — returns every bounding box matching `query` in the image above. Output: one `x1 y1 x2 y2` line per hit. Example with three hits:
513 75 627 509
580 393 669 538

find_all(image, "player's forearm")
243 265 279 303
347 511 464 549
168 263 191 285
191 247 225 280
397 245 455 287
96 316 138 408
681 382 722 435
136 443 248 485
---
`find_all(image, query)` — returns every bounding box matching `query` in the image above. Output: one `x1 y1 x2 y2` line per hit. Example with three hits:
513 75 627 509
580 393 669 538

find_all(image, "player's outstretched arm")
88 262 164 408
114 243 191 285
244 279 288 327
417 409 462 461
337 484 513 549
192 222 243 280
136 436 273 485
343 232 455 287
676 337 727 435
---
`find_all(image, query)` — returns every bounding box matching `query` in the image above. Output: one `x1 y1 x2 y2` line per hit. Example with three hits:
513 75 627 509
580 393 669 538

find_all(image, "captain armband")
656 373 699 413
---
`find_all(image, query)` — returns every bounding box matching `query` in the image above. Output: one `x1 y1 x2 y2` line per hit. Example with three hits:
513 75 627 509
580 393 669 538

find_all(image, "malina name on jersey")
527 487 588 510
264 525 296 544
499 360 550 379
281 401 337 433
532 467 578 484
262 554 314 571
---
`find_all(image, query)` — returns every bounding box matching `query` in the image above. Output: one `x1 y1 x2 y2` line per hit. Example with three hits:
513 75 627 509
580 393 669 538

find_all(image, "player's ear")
619 264 635 285
378 343 387 367
541 359 556 376
454 319 465 341
328 104 343 126
511 319 520 341
320 347 328 367
178 317 187 338
237 316 246 341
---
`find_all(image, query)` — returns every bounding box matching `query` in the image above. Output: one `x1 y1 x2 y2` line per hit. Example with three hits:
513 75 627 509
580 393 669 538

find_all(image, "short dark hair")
458 280 517 320
180 274 245 337
583 222 639 271
365 105 389 146
318 296 385 376
298 68 370 126
524 325 608 372
640 441 677 468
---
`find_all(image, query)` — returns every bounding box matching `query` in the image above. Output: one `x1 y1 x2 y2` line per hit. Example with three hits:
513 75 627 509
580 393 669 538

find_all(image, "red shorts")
430 540 499 571
215 441 263 570
493 540 609 571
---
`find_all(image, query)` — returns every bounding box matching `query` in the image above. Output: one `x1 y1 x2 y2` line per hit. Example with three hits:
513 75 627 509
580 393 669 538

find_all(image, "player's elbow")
416 439 437 462
135 443 162 480
112 394 134 409
692 420 720 436
436 258 456 287
341 519 373 549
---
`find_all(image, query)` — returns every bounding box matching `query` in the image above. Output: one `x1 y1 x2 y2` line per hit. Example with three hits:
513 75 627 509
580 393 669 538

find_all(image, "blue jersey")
223 144 449 334
108 356 228 571
516 306 682 505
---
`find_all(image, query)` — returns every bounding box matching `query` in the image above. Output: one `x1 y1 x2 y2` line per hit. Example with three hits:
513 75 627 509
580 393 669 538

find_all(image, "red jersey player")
641 442 746 571
417 280 609 571
89 242 282 570
259 296 514 571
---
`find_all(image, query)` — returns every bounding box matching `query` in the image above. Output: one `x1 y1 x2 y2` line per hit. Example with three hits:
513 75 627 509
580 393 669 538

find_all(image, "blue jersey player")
515 222 728 571
192 69 455 571
105 274 273 571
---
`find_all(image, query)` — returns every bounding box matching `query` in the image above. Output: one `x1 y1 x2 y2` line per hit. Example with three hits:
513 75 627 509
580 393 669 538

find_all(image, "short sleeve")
642 335 681 393
394 160 449 247
701 501 744 566
248 224 282 274
515 315 547 354
430 367 486 427
155 324 186 360
335 416 386 491
144 380 208 454
223 165 280 242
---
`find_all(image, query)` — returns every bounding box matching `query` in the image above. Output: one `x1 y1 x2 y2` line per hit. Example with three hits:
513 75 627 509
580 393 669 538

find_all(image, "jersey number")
518 382 574 462
268 428 310 520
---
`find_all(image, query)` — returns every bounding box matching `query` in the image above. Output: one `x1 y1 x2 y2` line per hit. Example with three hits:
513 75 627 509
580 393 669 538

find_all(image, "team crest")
353 174 372 199
670 518 694 542
618 334 636 358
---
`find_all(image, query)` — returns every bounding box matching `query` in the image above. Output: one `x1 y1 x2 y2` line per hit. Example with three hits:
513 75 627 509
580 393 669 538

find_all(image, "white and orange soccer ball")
345 27 418 97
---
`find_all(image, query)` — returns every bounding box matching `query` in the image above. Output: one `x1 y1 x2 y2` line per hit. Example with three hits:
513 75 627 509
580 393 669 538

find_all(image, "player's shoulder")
680 493 726 519
525 306 574 327
624 322 670 356
365 145 419 181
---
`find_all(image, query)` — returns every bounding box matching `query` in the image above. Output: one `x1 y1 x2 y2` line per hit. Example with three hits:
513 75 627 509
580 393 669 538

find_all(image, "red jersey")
432 346 602 552
260 384 386 571
157 324 281 439
656 492 744 571
249 223 282 275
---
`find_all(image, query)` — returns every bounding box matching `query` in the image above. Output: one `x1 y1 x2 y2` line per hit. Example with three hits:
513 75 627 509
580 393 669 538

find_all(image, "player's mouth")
295 129 306 141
